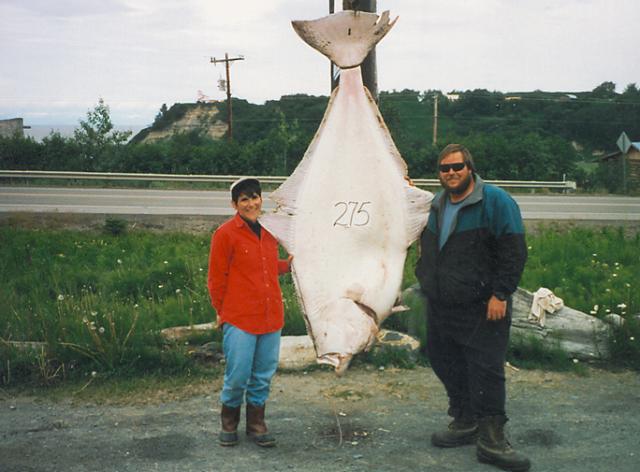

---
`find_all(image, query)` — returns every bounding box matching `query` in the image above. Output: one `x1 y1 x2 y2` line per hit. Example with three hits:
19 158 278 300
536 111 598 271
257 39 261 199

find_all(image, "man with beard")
415 144 530 472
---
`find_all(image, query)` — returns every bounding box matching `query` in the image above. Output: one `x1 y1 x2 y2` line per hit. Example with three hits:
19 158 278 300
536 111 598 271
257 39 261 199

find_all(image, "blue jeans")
220 323 281 408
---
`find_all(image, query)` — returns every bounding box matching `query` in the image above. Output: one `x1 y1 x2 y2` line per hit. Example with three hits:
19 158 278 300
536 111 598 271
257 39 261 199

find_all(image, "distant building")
600 140 640 192
0 118 25 138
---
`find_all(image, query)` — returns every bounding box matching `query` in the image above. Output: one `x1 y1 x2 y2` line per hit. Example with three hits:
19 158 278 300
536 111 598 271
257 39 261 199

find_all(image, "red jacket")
207 213 290 334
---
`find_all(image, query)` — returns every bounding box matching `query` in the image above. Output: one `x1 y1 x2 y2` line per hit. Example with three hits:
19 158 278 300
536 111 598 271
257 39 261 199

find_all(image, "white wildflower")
57 294 65 301
592 253 597 257
164 260 169 264
91 371 97 377
175 289 181 294
158 284 164 289
91 311 98 317
98 327 105 334
572 359 579 364
617 303 627 309
117 259 122 264
82 317 88 323
631 337 635 341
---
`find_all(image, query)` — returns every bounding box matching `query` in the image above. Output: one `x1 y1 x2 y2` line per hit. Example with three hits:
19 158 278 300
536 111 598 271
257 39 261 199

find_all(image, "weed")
104 217 128 236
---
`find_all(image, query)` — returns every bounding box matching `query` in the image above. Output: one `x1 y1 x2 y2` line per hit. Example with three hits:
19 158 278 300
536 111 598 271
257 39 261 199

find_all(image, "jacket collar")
432 174 485 211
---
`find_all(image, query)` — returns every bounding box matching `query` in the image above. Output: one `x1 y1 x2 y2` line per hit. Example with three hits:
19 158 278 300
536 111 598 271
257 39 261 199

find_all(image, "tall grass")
1 225 639 385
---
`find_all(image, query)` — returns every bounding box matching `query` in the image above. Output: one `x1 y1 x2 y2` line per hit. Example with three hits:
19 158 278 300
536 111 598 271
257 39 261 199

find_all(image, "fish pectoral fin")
259 212 295 254
405 185 434 245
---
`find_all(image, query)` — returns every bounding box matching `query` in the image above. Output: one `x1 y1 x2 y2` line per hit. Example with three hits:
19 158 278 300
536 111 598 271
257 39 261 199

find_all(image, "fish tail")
292 10 397 69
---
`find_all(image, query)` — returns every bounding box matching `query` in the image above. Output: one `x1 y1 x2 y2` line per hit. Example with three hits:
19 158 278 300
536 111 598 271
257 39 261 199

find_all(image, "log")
510 287 610 360
400 284 611 360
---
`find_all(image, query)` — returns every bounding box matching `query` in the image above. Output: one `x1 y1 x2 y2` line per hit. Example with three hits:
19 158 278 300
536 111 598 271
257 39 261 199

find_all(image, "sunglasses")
439 162 466 173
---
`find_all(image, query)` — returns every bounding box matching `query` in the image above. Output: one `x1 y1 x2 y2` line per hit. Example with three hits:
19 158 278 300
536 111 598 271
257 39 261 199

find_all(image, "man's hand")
486 295 507 321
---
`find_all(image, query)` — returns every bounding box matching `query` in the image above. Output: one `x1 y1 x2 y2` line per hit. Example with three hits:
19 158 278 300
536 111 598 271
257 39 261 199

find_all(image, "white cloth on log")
529 287 564 327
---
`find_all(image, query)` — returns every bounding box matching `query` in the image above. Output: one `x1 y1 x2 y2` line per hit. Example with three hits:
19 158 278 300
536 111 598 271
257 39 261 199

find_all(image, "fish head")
313 298 379 375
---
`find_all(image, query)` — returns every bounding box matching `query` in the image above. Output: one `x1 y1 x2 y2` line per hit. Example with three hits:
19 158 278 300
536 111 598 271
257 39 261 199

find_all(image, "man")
208 177 291 447
415 144 530 471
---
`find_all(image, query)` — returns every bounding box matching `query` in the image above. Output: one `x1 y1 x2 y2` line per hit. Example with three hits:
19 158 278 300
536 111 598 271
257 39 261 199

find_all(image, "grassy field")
1 223 638 386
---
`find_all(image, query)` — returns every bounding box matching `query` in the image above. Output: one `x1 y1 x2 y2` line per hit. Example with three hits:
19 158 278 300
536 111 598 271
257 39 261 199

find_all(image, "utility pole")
432 93 439 146
332 0 378 100
210 53 244 141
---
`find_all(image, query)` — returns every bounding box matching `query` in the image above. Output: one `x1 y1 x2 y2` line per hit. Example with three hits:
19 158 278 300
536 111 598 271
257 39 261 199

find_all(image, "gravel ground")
1 366 639 472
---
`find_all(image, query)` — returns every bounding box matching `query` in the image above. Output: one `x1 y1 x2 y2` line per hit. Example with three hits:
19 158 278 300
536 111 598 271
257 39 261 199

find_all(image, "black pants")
426 299 511 419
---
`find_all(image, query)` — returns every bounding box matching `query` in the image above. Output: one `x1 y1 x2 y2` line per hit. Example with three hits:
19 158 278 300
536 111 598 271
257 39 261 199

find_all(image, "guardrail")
0 170 577 191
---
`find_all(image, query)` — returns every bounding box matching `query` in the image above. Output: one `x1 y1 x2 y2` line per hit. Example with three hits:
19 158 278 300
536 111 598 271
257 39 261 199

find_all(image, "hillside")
130 102 227 144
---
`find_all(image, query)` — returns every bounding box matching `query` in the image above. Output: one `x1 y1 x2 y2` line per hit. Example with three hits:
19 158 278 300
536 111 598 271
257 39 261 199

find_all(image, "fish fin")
292 10 397 68
405 185 434 245
259 212 296 254
268 86 340 211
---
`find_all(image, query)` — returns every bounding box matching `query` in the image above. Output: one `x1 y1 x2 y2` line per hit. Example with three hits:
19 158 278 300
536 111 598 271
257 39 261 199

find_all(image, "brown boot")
246 402 276 447
219 404 241 447
431 417 478 448
476 415 531 472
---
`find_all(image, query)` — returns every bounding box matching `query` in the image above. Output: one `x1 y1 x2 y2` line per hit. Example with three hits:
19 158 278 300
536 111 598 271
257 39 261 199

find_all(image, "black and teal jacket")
415 175 527 307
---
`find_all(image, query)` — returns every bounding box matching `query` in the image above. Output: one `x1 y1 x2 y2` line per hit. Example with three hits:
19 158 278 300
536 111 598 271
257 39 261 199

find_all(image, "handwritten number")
333 201 371 227
333 202 348 227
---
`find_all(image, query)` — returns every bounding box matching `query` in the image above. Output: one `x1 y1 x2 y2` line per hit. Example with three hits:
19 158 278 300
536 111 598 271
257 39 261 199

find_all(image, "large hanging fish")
261 10 433 374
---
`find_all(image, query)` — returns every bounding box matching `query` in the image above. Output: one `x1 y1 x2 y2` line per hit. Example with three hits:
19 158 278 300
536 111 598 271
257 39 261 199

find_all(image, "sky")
1 0 639 128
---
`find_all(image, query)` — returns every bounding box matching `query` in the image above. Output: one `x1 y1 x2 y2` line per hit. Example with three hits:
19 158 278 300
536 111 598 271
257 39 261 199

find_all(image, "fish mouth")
317 353 354 376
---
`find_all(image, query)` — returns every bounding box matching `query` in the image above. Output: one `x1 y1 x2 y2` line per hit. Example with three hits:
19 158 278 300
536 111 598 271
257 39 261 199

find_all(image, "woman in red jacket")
208 178 291 448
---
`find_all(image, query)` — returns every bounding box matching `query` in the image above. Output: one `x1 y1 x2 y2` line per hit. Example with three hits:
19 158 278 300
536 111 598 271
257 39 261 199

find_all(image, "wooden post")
210 54 244 141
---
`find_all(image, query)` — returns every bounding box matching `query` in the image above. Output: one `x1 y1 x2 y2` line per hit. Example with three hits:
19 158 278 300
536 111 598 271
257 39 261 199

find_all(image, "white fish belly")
292 72 407 323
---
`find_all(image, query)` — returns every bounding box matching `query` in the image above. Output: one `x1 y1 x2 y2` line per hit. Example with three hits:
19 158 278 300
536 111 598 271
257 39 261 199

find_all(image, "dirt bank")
1 366 639 472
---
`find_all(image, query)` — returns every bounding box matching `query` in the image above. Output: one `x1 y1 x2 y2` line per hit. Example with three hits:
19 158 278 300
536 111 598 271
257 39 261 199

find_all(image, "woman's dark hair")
231 178 262 202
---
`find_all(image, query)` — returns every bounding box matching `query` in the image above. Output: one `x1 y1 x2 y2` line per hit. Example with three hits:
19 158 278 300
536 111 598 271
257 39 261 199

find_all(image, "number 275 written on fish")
333 201 371 228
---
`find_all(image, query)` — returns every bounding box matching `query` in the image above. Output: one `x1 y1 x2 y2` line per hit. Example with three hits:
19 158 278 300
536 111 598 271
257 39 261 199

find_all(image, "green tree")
73 98 131 170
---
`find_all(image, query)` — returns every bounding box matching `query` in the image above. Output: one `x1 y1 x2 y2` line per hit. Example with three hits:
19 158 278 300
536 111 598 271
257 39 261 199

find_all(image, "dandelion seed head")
99 327 105 334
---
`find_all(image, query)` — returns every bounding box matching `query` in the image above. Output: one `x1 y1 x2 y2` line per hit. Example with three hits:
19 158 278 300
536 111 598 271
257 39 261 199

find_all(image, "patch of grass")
2 224 638 388
507 335 587 374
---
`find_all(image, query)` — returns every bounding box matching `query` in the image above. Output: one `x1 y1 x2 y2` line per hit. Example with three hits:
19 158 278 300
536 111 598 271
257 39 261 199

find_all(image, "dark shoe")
219 404 241 447
431 418 478 448
476 415 531 472
246 402 276 447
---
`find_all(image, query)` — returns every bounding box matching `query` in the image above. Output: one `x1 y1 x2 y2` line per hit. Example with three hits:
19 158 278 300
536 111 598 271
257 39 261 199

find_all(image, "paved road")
1 186 640 220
